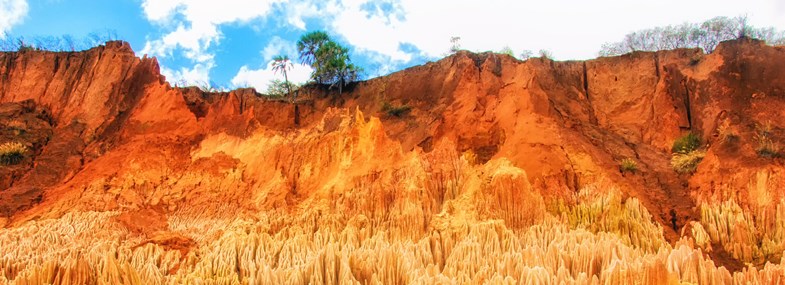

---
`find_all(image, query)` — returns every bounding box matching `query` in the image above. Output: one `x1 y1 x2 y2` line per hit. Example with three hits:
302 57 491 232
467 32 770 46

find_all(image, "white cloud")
142 0 282 26
262 36 297 62
162 62 214 86
139 0 785 86
0 0 28 36
282 1 321 30
228 36 310 91
330 0 411 62
286 0 785 61
140 0 284 84
231 61 313 92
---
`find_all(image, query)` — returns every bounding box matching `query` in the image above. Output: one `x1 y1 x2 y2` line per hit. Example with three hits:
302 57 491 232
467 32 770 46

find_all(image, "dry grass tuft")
0 142 26 165
754 122 781 158
620 158 638 173
671 149 706 173
716 119 739 143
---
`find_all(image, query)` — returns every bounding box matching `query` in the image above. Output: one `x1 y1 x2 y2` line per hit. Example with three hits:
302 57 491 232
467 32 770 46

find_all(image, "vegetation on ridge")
599 16 785 56
755 121 781 158
671 132 701 154
0 30 119 52
671 133 704 173
271 55 294 101
297 31 362 94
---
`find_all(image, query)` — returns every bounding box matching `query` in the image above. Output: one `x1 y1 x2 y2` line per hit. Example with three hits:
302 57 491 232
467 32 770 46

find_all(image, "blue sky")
1 0 784 91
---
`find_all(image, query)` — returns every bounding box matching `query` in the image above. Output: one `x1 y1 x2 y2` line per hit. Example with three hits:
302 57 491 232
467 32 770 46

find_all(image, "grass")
382 102 412 118
671 149 706 174
755 121 781 158
672 132 701 154
756 121 773 137
755 134 781 158
716 120 738 143
0 142 26 165
670 133 705 173
620 158 638 173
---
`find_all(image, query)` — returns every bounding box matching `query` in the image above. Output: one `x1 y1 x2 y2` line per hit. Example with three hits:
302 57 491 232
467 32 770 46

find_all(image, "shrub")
755 123 781 158
620 158 638 173
538 49 552 59
671 150 706 173
0 142 26 165
382 102 411 118
498 46 514 57
17 44 34 52
672 133 701 154
266 79 299 99
756 138 781 158
598 16 785 56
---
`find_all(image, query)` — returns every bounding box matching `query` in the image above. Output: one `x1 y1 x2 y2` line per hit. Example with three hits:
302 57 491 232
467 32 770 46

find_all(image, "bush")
538 49 552 59
598 16 785 56
498 46 514 57
620 158 638 173
755 122 781 158
756 138 781 158
266 79 299 99
17 44 34 52
382 102 411 118
671 150 706 173
672 133 701 154
0 142 26 165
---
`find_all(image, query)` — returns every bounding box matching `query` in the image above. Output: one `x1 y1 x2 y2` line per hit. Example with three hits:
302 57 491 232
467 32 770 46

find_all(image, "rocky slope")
0 39 784 284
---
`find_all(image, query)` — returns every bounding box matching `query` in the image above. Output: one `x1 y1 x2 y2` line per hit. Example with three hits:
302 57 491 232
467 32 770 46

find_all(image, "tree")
271 55 294 102
0 31 120 52
315 41 361 94
297 31 362 94
519 50 533 60
266 79 298 98
449 36 461 54
498 46 514 57
297 31 331 83
538 49 552 59
599 16 785 56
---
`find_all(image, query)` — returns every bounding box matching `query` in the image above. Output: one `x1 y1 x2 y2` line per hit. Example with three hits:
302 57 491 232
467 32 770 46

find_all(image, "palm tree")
315 41 347 92
271 55 294 102
312 40 362 94
296 31 330 83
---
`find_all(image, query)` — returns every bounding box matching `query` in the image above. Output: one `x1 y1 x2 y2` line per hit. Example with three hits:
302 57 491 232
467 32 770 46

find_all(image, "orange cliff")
0 39 785 284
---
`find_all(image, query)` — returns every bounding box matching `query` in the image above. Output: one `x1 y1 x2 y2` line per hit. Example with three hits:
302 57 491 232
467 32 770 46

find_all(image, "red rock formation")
1 39 785 283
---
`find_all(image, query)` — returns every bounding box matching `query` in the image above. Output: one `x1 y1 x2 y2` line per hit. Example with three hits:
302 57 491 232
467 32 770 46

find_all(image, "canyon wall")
0 39 784 284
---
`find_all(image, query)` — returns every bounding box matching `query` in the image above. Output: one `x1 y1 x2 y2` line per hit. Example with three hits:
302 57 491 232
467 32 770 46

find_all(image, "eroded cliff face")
1 39 784 284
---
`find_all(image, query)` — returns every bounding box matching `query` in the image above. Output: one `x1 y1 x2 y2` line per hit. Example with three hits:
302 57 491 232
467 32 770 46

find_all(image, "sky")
0 0 784 92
